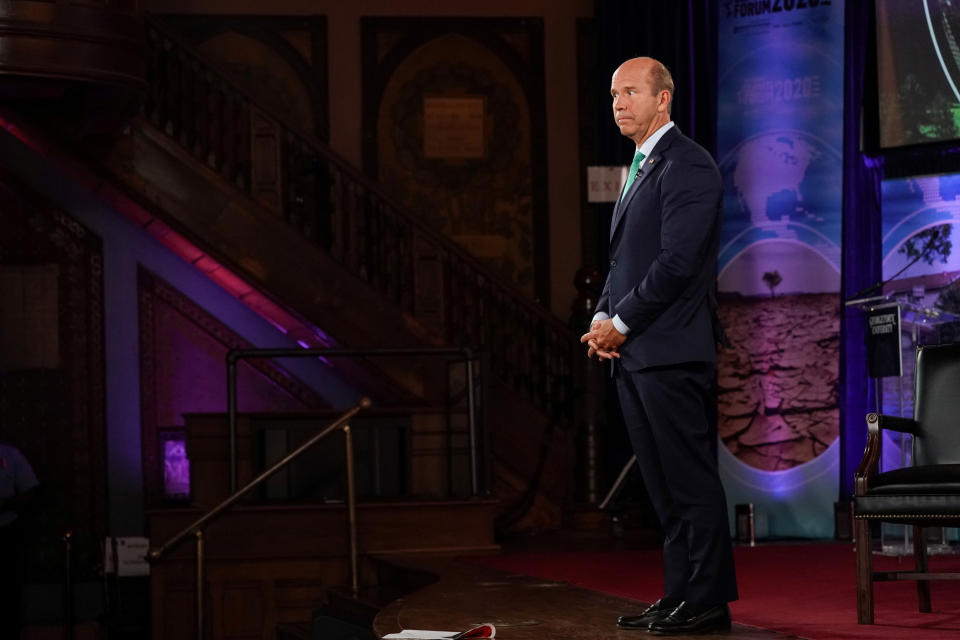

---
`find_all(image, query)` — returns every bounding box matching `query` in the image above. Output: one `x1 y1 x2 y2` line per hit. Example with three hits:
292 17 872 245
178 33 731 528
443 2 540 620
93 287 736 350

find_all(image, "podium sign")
866 306 902 378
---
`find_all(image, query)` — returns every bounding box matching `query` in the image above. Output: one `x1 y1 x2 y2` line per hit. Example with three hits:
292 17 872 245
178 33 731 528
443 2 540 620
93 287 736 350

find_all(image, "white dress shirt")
593 121 676 335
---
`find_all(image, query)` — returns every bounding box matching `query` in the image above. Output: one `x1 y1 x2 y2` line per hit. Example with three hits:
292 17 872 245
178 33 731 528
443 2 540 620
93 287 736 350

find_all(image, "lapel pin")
649 158 655 165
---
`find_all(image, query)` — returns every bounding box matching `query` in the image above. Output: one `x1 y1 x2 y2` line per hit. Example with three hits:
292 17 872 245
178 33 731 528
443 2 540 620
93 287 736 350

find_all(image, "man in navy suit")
581 57 738 635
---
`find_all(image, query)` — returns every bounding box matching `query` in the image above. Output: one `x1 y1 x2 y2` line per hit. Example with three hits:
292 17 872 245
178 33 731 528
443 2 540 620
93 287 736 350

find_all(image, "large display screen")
877 0 960 148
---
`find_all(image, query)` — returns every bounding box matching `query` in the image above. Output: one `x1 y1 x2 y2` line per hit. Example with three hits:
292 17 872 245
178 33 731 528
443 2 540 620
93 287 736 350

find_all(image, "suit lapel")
609 152 663 241
609 127 681 243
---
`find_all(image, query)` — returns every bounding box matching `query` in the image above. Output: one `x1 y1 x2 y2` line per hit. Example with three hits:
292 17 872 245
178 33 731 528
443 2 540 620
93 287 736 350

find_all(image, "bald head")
615 57 674 114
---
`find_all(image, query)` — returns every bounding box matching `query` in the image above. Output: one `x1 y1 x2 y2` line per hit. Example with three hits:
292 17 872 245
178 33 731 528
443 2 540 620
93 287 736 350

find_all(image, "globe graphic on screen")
715 131 842 471
718 130 842 237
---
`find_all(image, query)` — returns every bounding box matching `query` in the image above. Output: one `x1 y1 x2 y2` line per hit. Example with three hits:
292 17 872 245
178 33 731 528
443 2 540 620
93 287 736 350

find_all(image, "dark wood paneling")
148 501 498 640
138 269 326 506
220 582 265 638
0 1 143 88
0 169 106 581
148 501 497 562
250 107 283 213
361 17 549 305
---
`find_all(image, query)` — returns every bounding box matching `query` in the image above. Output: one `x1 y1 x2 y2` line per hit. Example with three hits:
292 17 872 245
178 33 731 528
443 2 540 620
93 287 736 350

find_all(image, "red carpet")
467 543 960 639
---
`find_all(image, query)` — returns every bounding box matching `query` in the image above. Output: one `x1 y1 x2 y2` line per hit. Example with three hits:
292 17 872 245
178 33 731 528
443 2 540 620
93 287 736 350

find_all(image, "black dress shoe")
648 602 731 635
616 598 681 630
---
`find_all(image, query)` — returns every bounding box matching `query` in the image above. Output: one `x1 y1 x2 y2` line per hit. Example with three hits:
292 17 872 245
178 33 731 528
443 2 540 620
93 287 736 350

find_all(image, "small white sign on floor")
383 623 495 639
104 536 151 576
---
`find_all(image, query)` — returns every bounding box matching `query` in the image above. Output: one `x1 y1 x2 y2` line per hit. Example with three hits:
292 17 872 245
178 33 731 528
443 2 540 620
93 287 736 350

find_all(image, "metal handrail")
64 530 74 640
148 397 370 640
147 396 370 563
225 347 479 495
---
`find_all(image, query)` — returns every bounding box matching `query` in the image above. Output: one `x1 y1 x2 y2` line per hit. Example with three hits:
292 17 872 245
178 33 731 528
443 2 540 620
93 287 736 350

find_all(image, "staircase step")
279 608 377 640
372 556 438 595
148 498 500 561
276 621 312 640
326 587 389 627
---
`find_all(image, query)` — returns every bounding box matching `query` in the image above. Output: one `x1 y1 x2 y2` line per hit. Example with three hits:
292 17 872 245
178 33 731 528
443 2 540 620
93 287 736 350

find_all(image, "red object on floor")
467 543 960 639
454 623 496 638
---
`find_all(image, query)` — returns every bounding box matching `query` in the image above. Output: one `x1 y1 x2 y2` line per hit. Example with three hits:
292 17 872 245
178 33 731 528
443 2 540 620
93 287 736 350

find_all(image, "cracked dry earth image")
717 293 840 471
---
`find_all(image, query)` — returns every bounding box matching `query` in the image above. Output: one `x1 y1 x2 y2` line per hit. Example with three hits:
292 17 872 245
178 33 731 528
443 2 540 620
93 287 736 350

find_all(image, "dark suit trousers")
615 361 738 605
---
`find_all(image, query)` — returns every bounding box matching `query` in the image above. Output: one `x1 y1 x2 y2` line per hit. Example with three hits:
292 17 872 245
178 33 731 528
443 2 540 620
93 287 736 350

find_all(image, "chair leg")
855 518 874 624
913 525 932 613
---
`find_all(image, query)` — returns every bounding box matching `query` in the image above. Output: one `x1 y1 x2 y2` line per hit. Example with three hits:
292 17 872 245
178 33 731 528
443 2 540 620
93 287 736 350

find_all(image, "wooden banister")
143 15 575 417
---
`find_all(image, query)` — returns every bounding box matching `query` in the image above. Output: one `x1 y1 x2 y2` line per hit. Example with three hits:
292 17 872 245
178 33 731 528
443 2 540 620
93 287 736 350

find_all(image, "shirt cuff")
612 314 631 335
591 311 610 327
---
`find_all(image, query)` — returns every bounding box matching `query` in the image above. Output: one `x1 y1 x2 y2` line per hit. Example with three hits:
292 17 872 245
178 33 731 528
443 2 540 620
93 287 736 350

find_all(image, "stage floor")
373 554 797 639
372 528 960 640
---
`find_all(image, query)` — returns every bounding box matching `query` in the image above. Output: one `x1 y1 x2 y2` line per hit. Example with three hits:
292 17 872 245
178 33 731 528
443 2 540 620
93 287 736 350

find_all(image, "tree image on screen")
898 224 953 266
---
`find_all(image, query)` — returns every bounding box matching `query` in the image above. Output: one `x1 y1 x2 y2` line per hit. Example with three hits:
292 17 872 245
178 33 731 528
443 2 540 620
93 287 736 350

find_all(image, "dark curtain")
840 0 883 502
589 0 717 506
591 0 717 271
593 1 717 164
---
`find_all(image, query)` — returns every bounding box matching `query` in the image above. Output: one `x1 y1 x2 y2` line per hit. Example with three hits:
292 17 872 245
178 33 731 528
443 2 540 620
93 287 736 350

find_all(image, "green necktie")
620 150 646 201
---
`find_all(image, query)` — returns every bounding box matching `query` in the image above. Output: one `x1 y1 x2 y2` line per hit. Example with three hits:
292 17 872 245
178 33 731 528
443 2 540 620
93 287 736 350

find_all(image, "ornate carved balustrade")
144 18 576 418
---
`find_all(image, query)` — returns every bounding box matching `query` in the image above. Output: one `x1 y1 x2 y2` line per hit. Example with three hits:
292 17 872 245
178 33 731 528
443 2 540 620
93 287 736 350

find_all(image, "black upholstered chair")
854 342 960 624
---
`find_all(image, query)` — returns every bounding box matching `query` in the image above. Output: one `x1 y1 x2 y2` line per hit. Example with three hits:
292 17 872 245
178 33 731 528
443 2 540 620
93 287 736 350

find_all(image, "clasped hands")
580 318 625 360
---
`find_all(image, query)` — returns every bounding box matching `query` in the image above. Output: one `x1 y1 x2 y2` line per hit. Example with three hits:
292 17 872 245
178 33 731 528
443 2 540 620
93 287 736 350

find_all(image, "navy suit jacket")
597 126 722 371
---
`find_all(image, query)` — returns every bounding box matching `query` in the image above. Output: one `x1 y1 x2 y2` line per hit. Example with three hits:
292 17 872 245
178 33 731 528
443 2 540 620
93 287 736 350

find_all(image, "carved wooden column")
571 265 604 505
0 1 145 138
0 1 144 86
249 106 283 214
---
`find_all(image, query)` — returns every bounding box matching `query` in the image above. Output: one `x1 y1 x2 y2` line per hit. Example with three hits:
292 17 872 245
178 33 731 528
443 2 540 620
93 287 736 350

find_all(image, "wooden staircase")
94 16 582 531
0 11 598 640
147 499 497 640
144 405 499 640
0 15 592 640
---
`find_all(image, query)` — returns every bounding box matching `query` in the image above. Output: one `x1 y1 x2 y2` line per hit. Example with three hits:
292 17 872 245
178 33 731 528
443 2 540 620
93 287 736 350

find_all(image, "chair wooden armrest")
854 413 920 496
872 413 920 435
